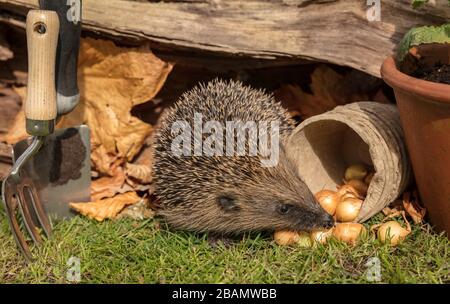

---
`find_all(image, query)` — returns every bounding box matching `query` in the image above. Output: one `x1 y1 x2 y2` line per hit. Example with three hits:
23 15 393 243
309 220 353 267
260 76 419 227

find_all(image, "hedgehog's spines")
153 79 330 233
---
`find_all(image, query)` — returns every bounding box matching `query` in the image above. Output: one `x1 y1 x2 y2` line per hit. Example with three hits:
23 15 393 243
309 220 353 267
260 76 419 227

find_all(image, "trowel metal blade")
13 125 91 220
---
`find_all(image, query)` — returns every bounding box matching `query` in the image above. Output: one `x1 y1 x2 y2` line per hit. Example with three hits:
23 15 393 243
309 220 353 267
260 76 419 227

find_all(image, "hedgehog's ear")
217 194 240 212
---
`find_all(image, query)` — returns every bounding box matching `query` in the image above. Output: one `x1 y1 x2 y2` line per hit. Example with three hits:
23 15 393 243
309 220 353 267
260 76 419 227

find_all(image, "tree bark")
0 0 449 76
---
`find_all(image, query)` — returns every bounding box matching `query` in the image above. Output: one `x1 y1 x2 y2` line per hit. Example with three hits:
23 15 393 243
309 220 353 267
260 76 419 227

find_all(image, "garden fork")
1 4 90 260
1 10 60 260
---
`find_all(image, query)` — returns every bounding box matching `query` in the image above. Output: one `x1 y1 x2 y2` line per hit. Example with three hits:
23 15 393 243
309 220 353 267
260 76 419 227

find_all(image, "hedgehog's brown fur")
153 79 334 234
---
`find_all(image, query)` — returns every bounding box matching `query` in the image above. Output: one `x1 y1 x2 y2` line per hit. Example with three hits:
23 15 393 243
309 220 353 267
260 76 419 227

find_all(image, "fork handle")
25 10 59 136
39 0 82 116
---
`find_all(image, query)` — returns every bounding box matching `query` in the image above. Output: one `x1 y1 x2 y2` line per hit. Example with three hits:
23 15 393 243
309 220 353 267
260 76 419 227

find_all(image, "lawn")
0 212 448 284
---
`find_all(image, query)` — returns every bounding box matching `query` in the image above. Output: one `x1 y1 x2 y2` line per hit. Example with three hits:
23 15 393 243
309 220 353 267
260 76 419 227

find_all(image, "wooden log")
0 0 449 76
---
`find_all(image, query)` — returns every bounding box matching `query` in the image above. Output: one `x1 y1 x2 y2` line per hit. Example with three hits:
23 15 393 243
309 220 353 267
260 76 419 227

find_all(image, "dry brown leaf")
125 163 152 184
0 87 21 140
116 182 152 196
0 142 12 179
0 29 13 61
91 167 126 201
403 191 426 224
0 38 170 164
12 71 27 86
0 46 13 61
58 38 173 175
70 191 141 221
381 207 391 216
124 140 154 186
382 199 403 216
4 86 27 144
274 65 369 119
133 139 154 167
382 191 426 225
4 110 26 144
89 145 118 175
90 155 128 200
6 37 172 195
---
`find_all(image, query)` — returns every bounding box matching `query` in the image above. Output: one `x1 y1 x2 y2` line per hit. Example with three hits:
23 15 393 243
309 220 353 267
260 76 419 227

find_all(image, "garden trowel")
1 2 90 260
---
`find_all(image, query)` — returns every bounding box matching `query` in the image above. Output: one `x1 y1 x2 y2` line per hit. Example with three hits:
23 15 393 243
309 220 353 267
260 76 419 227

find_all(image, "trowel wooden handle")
25 10 59 136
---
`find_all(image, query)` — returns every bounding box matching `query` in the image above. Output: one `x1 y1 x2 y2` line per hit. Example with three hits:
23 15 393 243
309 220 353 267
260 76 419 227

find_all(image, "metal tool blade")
13 125 91 220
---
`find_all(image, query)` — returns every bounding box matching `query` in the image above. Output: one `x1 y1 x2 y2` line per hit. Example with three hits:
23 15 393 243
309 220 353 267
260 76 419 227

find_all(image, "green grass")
0 213 448 284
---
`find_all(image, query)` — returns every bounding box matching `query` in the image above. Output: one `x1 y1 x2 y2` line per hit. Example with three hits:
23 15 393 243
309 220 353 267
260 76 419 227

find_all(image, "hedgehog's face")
216 184 335 233
208 152 336 233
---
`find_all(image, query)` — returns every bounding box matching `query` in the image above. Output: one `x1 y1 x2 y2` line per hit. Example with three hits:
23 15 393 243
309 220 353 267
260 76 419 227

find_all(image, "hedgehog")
153 79 334 234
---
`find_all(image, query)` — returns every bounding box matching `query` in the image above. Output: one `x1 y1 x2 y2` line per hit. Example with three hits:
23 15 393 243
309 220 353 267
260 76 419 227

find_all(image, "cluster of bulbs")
274 165 411 246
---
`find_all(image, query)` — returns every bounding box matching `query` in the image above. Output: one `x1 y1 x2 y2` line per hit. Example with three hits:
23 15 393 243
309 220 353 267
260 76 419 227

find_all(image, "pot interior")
399 43 450 76
293 120 373 194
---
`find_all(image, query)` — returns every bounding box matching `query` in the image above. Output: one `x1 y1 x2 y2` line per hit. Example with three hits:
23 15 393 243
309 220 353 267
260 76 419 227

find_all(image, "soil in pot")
411 64 450 84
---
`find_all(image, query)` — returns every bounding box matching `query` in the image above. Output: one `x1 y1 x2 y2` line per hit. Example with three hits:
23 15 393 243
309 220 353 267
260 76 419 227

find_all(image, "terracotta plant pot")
381 45 450 235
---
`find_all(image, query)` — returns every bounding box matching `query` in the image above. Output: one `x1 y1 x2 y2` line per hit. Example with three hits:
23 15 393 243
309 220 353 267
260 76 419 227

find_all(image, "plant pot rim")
381 56 450 105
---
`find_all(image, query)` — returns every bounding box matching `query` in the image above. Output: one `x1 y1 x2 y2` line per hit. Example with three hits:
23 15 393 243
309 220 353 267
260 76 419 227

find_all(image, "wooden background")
0 0 449 77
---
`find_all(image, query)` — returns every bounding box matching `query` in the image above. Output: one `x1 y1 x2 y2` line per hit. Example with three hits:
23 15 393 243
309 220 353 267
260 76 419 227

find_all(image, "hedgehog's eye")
277 203 294 215
217 195 239 211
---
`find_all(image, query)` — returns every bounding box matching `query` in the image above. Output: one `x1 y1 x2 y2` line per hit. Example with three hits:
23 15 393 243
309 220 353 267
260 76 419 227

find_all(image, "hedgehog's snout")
294 207 335 231
319 213 335 229
297 193 335 230
310 196 335 229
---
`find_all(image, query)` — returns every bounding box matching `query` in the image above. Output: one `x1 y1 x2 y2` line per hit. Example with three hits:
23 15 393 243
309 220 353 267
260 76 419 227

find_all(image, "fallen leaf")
403 191 426 224
5 38 172 200
4 110 26 144
58 38 173 175
381 191 426 225
12 71 27 86
0 46 13 61
274 65 370 119
0 142 12 159
91 167 126 201
90 155 128 200
133 139 154 167
89 146 119 175
126 163 152 184
116 182 152 196
382 200 403 216
0 162 11 180
70 191 141 221
5 37 172 161
0 29 13 61
0 87 21 139
381 207 392 216
123 138 155 186
0 142 12 179
4 86 27 144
